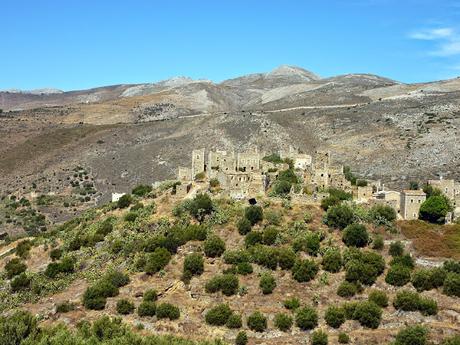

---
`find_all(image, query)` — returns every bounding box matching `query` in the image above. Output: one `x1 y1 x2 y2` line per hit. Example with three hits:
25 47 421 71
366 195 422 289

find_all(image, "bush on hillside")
205 304 232 326
325 204 354 229
342 224 369 248
132 184 152 197
411 267 447 292
143 289 158 302
277 247 297 270
311 330 328 345
237 218 252 235
188 193 214 222
390 254 415 269
183 253 204 277
205 274 239 296
245 205 263 225
226 314 242 329
369 204 396 224
372 235 384 250
444 260 460 274
274 313 293 331
322 248 343 273
223 249 251 264
325 305 346 328
352 301 382 329
292 259 319 283
116 299 135 315
394 325 428 345
385 265 412 286
337 281 359 298
389 241 404 257
247 311 267 332
156 303 180 320
4 258 27 279
262 226 279 245
419 195 452 224
144 248 171 274
283 297 300 310
10 273 31 292
49 248 63 261
117 194 132 209
137 301 156 317
235 331 248 345
251 245 278 270
259 272 276 294
368 290 388 307
295 306 318 330
443 272 460 297
244 231 263 247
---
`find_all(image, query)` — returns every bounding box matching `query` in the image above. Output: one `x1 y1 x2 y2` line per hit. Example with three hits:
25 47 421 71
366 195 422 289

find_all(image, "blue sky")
2 0 460 90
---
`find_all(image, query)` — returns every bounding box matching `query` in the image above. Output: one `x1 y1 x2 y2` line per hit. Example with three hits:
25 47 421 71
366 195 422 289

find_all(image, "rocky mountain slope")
0 65 459 204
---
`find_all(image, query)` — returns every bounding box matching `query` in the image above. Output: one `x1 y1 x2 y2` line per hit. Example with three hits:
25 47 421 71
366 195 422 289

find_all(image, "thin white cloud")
409 28 453 40
409 27 460 56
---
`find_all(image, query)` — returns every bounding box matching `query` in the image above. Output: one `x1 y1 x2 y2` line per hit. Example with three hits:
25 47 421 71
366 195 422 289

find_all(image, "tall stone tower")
192 148 206 179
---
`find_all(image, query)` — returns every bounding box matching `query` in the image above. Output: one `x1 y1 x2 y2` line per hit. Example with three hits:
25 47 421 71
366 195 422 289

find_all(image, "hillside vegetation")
1 186 460 345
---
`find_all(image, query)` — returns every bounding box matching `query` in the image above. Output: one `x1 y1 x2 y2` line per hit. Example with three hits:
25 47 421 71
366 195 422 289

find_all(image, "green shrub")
10 273 31 292
342 302 358 319
0 310 38 345
277 247 296 270
369 204 396 224
145 247 171 274
259 272 276 294
244 231 263 247
49 248 63 261
44 257 75 278
4 258 27 279
295 306 318 330
124 211 138 222
321 196 340 211
322 248 342 273
368 290 388 307
251 245 278 270
311 329 328 345
56 301 75 313
337 281 359 298
345 261 377 286
342 224 369 248
274 313 293 331
304 232 322 256
444 260 460 274
389 241 404 257
325 305 345 328
188 193 214 222
132 184 152 197
283 297 300 310
325 204 354 229
266 210 282 225
352 301 382 329
143 289 158 302
411 268 447 292
292 259 319 283
223 249 251 264
338 332 350 344
418 296 438 316
372 235 384 250
226 314 242 329
390 254 415 269
137 301 157 317
419 195 451 224
237 218 252 235
16 240 33 259
393 290 420 311
116 299 135 315
205 304 232 326
183 253 204 276
235 331 248 345
443 272 460 297
104 270 130 288
82 279 119 310
117 194 132 208
262 226 279 245
442 335 460 345
205 274 239 296
204 235 226 258
245 205 263 225
394 325 428 345
385 265 411 286
247 311 267 332
236 262 253 275
156 303 180 320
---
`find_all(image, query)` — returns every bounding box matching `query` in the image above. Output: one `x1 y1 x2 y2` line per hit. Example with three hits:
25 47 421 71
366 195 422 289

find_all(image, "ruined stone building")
400 189 426 220
427 177 460 220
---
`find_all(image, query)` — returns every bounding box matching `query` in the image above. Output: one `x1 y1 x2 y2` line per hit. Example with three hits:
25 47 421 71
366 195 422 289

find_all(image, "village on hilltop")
162 146 460 222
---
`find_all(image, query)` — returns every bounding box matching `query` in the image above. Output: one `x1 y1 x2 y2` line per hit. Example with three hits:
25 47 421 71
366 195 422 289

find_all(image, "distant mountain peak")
0 88 63 95
267 65 320 81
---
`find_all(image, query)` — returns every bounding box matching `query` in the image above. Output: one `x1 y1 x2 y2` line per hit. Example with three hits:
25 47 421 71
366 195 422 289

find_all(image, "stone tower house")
401 190 426 220
192 148 205 179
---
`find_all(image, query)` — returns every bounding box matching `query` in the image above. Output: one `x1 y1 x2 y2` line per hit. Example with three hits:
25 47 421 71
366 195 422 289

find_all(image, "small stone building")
192 148 206 179
401 190 426 220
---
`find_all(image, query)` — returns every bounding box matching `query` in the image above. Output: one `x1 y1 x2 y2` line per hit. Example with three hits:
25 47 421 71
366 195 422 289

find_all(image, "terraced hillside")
1 185 459 345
